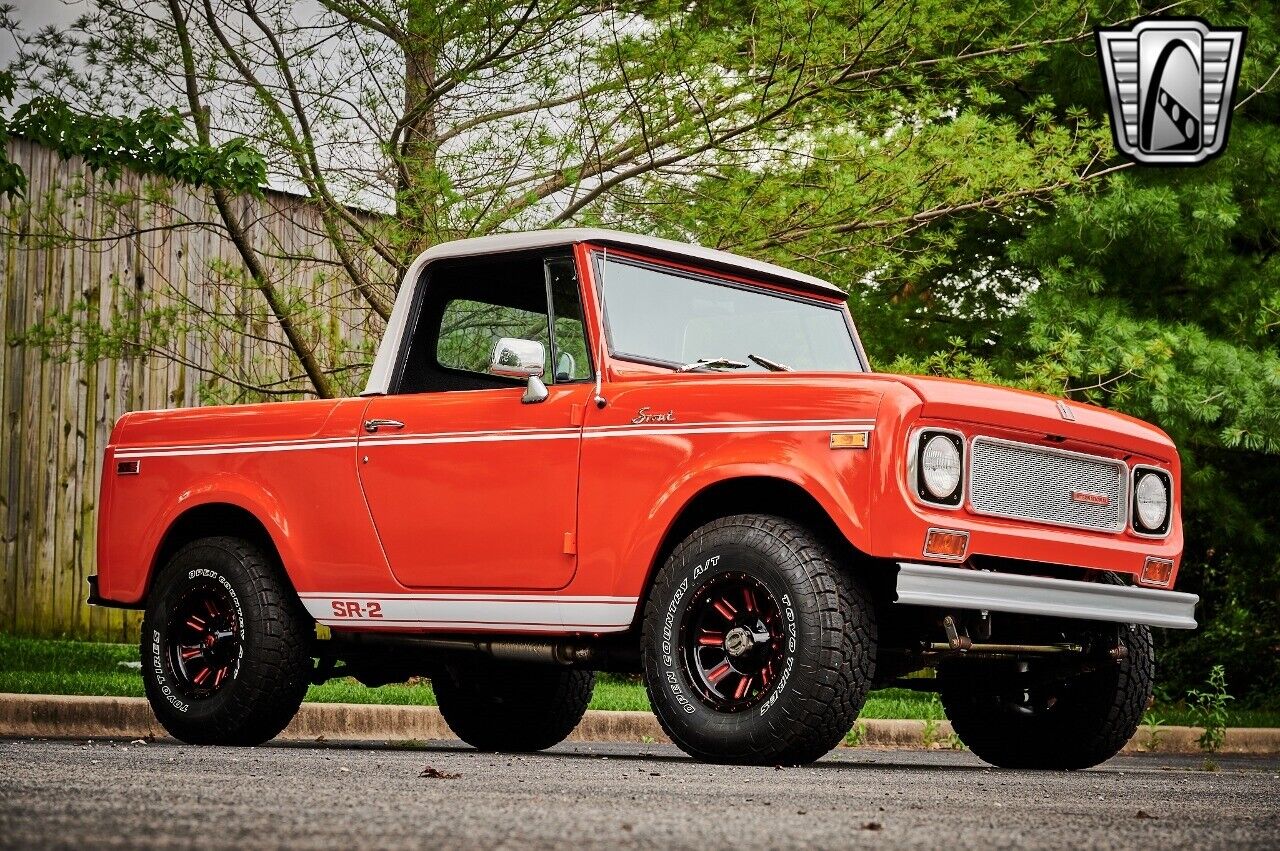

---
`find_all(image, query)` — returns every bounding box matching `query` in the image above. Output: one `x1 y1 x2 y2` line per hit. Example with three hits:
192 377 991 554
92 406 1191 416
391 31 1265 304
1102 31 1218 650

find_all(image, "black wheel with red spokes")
642 514 877 766
165 582 243 698
681 572 786 712
141 536 312 746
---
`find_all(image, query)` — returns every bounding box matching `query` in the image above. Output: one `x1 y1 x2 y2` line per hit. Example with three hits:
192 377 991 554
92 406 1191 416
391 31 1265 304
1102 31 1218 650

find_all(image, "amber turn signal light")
1140 556 1174 587
924 528 968 560
829 431 869 449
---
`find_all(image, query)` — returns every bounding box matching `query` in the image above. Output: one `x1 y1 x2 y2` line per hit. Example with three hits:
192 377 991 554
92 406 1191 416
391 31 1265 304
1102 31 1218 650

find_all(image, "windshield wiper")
676 357 750 373
748 353 792 372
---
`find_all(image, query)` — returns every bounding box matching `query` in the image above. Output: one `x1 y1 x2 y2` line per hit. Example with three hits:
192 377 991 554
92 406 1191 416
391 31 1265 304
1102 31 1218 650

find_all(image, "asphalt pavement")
1 738 1277 849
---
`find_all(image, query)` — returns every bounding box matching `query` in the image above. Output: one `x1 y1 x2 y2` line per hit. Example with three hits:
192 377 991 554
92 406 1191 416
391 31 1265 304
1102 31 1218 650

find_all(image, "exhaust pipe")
325 632 597 666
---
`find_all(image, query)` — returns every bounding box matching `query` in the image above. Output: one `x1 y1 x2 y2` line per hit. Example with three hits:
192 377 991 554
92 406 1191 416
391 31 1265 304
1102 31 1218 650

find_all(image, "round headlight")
1134 472 1169 531
920 435 962 500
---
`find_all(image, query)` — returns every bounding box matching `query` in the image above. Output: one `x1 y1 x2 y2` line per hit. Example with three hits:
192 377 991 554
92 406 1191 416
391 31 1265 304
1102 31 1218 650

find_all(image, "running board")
894 562 1198 630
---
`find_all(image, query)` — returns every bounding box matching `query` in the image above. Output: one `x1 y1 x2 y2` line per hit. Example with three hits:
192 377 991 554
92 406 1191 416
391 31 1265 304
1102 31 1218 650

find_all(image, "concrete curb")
2 693 1277 754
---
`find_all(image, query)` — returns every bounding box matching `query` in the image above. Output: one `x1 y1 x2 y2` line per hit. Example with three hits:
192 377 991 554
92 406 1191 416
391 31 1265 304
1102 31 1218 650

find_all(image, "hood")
890 374 1176 462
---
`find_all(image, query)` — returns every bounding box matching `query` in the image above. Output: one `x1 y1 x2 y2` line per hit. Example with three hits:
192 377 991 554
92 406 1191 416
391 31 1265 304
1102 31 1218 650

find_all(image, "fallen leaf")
419 765 461 779
621 824 633 832
1136 810 1158 820
862 822 883 831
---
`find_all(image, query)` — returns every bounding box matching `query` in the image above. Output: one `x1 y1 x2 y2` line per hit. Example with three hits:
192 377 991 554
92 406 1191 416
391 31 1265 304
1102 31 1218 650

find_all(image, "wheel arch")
146 501 297 602
634 474 875 627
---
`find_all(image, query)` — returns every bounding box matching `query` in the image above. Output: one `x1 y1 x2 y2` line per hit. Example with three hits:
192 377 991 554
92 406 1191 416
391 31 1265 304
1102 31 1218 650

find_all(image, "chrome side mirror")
556 351 577 382
489 337 545 379
522 375 549 404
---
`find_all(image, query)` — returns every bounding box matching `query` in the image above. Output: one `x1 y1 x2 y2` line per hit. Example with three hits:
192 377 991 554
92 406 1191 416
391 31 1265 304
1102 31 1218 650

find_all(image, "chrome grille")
969 437 1127 532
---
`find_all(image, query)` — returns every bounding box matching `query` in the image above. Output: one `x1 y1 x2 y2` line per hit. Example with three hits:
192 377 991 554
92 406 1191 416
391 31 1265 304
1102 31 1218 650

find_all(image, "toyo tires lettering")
758 593 797 716
151 629 190 713
661 556 720 715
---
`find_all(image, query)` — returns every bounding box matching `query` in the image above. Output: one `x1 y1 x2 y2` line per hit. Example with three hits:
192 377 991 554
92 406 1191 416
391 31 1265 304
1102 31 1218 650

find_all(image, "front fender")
576 408 880 599
643 457 872 577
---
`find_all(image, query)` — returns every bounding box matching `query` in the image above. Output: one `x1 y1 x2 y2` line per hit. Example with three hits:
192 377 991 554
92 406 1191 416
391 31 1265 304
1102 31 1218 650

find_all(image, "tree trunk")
398 0 441 259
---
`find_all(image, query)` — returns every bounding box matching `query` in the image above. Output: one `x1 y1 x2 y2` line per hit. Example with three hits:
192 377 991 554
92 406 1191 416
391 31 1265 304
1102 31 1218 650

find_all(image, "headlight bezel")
1130 465 1172 537
911 428 965 508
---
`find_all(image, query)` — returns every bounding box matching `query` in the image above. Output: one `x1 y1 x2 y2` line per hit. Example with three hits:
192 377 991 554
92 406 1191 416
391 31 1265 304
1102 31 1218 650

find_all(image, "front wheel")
141 536 313 745
941 622 1154 770
641 514 877 765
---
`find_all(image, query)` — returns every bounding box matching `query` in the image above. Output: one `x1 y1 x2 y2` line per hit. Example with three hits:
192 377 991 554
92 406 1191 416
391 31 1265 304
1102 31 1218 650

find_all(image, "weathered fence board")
0 139 387 640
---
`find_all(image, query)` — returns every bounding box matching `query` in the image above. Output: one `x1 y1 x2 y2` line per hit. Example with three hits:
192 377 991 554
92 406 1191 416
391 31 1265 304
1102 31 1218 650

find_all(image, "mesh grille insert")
969 437 1127 532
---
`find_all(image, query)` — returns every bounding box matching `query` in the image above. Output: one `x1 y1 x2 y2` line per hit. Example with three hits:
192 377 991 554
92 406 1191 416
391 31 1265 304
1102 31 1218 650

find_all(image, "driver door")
357 254 593 591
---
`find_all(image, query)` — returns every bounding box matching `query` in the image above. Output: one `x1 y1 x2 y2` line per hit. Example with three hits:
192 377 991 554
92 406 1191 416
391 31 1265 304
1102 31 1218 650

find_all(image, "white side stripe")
114 419 876 458
583 423 872 439
302 594 639 632
115 440 358 459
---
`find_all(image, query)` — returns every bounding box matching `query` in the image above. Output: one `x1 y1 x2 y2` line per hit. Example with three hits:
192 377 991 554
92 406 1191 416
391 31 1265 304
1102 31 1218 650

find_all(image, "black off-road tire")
141 536 313 746
941 612 1154 770
641 514 877 766
434 658 594 752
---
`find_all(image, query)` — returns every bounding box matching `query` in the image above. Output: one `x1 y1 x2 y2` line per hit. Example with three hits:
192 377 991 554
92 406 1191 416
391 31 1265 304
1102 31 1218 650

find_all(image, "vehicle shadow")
271 737 1000 772
266 738 1272 774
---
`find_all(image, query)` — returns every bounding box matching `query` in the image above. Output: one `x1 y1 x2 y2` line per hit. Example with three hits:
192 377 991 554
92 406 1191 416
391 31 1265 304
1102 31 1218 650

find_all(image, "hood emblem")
1056 400 1076 421
632 407 675 425
1071 490 1112 507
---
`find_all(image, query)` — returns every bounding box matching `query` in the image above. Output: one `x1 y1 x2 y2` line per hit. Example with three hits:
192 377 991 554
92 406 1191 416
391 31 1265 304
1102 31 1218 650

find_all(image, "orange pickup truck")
90 229 1196 768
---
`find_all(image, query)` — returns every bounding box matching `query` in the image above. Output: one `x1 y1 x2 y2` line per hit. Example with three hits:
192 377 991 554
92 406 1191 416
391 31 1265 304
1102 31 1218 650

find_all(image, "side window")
395 252 592 394
437 300 550 376
546 258 590 382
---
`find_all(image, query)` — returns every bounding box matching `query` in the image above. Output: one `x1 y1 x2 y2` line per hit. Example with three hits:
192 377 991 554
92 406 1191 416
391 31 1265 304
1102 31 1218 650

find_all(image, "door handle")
364 418 406 434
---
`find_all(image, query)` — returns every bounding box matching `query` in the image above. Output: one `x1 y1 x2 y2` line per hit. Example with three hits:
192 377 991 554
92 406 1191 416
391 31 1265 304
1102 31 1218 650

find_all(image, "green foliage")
1189 665 1234 755
921 716 941 748
0 70 25 198
1141 710 1165 753
4 98 266 195
879 2 1280 703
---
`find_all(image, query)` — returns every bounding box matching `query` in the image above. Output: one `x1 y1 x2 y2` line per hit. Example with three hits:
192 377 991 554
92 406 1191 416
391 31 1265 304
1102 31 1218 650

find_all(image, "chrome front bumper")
894 562 1199 630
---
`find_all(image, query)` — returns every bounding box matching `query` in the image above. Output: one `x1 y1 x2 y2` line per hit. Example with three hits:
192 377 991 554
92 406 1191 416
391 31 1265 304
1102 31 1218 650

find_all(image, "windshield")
598 256 863 372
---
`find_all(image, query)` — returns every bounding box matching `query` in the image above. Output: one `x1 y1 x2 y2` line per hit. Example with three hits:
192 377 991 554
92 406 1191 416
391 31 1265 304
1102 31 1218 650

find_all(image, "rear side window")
395 252 592 394
547 257 590 382
437 300 551 376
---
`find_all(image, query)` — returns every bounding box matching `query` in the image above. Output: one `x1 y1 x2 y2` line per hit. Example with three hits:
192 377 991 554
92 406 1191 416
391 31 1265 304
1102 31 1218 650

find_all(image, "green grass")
3 633 1278 726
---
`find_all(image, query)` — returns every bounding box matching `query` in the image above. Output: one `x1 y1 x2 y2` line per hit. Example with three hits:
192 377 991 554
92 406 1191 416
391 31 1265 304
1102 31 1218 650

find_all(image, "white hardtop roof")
363 228 844 395
412 228 843 296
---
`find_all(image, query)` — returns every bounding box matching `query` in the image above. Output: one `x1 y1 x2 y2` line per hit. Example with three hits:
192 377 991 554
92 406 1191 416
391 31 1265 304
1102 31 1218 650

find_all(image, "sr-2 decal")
303 594 640 631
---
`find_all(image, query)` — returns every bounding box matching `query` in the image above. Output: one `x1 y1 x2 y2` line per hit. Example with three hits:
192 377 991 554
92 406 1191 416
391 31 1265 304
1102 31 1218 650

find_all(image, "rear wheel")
141 536 313 746
641 514 877 765
941 621 1153 770
434 658 594 752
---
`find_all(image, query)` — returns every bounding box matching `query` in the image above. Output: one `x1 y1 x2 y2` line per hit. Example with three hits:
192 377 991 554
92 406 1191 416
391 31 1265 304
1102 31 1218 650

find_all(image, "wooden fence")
0 139 386 641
